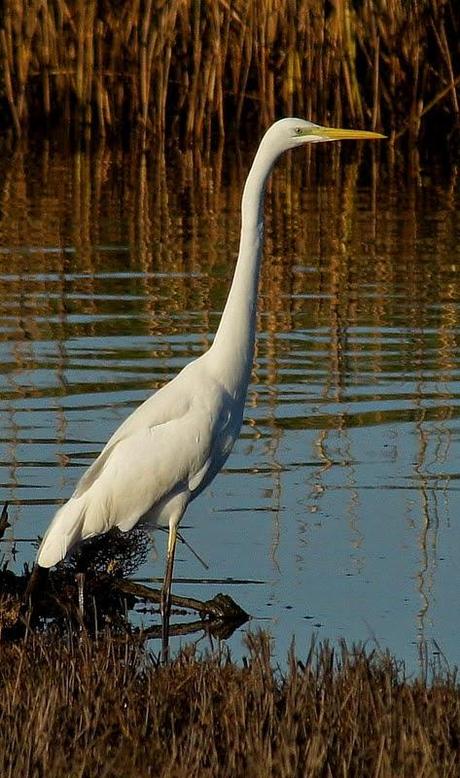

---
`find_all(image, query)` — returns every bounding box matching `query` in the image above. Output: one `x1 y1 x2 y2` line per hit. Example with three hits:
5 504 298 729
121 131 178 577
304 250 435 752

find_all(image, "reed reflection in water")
0 140 459 668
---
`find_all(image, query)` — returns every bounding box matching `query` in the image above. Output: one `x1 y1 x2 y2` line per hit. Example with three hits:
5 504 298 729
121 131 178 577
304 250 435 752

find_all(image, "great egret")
32 118 384 658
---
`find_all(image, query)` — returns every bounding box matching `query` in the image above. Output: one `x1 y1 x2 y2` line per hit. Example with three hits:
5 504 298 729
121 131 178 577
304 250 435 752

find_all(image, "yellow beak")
319 126 386 141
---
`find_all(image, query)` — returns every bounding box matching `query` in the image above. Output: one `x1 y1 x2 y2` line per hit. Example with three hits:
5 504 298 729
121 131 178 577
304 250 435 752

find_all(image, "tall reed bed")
0 0 458 144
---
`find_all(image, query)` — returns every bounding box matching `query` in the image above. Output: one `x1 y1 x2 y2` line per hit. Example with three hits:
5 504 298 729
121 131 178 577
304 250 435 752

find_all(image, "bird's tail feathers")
36 499 85 568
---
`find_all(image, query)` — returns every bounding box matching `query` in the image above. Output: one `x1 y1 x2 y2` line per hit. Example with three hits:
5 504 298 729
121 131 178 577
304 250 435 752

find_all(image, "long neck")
208 138 278 395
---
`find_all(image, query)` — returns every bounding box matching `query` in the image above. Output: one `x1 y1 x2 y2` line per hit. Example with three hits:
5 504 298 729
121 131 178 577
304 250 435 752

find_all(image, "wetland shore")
1 630 460 777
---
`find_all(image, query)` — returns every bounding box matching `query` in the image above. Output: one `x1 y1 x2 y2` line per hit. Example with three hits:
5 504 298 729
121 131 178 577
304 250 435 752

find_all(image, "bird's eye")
294 127 303 135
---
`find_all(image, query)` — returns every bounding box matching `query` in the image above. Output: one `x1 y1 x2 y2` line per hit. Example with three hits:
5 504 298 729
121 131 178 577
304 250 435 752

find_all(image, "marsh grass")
0 0 458 144
0 630 459 776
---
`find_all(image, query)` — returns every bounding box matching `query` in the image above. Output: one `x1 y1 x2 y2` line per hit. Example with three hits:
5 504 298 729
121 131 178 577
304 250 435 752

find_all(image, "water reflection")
0 139 459 668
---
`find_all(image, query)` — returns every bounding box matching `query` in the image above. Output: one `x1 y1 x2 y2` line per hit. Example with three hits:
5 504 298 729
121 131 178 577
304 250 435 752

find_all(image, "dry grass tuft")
0 0 458 144
0 630 459 776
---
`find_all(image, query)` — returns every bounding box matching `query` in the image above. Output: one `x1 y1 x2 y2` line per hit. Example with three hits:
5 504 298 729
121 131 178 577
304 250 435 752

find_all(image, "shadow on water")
0 138 459 667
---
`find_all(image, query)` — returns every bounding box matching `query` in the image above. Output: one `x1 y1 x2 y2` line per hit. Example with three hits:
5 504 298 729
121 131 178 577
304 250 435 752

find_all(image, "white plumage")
37 355 240 566
34 118 384 656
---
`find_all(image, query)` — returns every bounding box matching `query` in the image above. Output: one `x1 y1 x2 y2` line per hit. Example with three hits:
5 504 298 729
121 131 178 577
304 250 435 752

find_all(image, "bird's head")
262 117 385 154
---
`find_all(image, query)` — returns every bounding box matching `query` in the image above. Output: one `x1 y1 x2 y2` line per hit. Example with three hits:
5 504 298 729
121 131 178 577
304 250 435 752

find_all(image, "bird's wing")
72 361 234 512
37 366 237 566
38 411 202 567
72 367 194 499
73 440 120 499
72 402 190 500
74 389 232 535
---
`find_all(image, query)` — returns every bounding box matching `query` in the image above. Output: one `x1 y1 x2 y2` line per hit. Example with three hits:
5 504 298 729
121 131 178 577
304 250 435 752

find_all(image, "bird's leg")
76 572 85 621
161 523 178 664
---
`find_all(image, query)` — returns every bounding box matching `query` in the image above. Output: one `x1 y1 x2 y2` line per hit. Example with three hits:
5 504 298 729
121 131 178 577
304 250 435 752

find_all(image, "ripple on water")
0 147 459 669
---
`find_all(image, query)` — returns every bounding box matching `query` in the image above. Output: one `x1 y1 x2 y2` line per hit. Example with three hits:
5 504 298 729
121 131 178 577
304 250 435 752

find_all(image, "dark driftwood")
0 503 249 643
114 578 248 621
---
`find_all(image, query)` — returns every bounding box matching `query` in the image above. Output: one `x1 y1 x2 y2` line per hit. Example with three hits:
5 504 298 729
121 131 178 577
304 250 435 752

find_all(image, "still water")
0 140 459 669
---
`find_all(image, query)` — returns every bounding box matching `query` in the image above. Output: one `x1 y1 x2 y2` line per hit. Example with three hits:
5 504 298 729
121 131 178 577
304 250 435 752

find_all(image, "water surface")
0 141 459 668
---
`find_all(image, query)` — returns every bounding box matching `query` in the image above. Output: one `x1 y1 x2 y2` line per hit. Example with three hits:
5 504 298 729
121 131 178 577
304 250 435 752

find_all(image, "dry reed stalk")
0 631 459 776
433 16 459 117
139 0 153 138
0 29 21 135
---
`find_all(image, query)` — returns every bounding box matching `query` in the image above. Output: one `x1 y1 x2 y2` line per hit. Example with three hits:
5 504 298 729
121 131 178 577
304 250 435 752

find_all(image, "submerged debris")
0 505 249 643
59 524 152 578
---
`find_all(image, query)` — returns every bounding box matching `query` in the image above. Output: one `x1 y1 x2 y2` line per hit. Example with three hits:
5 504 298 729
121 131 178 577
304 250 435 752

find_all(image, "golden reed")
0 0 458 144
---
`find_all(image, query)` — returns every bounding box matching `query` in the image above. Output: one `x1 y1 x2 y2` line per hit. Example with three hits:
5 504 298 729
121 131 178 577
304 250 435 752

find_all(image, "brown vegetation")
0 0 458 145
0 630 458 776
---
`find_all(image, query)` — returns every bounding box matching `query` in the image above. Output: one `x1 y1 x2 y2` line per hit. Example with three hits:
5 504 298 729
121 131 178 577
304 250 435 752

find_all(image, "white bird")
33 118 384 657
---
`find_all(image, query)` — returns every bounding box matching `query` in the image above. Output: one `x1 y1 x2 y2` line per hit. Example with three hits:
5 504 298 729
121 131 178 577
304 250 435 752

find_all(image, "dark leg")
161 523 178 664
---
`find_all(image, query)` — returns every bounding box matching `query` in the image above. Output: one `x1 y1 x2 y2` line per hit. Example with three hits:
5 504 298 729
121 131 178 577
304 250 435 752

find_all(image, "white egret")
32 118 384 658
